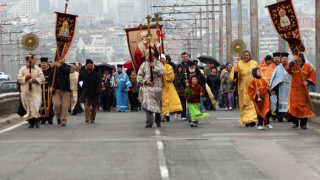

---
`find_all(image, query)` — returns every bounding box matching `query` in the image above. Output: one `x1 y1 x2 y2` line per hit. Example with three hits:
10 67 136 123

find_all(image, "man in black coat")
78 59 102 123
49 59 71 126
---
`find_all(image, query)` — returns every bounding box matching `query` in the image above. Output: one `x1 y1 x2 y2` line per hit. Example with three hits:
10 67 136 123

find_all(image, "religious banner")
55 12 78 62
266 0 305 55
124 25 165 71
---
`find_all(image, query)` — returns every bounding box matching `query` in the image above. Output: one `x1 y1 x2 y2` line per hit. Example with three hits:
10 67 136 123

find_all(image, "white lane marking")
155 129 169 180
155 129 161 135
0 121 27 134
157 141 163 150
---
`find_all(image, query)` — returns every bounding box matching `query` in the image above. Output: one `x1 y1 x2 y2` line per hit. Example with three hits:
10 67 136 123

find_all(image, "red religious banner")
124 25 165 71
266 0 305 55
55 12 78 62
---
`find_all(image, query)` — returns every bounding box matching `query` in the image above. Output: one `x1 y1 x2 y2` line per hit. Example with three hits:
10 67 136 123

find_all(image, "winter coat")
207 73 220 100
49 63 71 91
220 71 234 93
174 71 185 97
78 65 102 106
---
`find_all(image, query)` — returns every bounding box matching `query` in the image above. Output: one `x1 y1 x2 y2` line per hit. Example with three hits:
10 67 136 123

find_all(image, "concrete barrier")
0 92 20 116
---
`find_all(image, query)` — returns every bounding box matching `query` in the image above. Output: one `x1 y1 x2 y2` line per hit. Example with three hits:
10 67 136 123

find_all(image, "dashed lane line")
155 129 169 180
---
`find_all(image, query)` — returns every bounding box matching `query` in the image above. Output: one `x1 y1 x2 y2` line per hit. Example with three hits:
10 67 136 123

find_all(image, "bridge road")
1 109 320 180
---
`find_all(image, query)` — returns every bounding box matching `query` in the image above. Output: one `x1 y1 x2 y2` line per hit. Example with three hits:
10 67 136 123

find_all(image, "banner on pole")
55 12 78 62
124 25 164 71
266 0 305 55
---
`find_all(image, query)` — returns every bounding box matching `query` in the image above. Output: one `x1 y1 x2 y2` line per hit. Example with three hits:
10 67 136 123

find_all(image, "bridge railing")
310 92 320 116
0 92 20 116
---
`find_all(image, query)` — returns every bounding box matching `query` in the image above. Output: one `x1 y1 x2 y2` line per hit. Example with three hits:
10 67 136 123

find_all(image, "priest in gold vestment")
230 51 259 126
159 54 183 120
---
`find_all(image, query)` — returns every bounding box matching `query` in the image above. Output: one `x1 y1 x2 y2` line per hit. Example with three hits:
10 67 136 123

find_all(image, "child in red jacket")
185 75 209 127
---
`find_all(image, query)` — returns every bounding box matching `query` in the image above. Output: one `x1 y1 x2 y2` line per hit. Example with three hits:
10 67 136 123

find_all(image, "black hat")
281 52 289 57
188 61 196 66
273 52 281 57
40 57 48 62
117 64 123 68
85 59 93 65
193 60 199 64
265 55 272 61
25 56 29 61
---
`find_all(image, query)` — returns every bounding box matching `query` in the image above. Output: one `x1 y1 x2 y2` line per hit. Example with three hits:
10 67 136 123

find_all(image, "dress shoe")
145 125 152 128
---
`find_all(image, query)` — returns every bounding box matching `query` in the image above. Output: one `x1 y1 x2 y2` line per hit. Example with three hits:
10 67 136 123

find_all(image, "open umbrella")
97 64 114 73
198 55 220 67
123 60 132 69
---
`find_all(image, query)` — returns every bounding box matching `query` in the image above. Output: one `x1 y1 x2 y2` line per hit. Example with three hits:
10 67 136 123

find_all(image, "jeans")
200 97 205 111
179 96 187 118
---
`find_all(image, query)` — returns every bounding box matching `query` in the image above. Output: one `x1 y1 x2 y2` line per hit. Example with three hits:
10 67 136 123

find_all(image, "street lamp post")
250 0 259 61
206 0 210 55
200 8 203 56
219 0 224 64
212 0 216 58
226 0 232 63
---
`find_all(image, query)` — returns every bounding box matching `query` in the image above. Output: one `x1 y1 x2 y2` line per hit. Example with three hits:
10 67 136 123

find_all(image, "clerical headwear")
85 59 94 65
40 57 48 62
117 64 123 68
188 61 196 66
265 55 272 61
281 52 289 57
25 56 29 61
193 60 199 64
273 52 281 57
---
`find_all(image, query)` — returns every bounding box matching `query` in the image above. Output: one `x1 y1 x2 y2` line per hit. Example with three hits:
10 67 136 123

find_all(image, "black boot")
57 119 61 125
35 119 40 128
28 119 35 128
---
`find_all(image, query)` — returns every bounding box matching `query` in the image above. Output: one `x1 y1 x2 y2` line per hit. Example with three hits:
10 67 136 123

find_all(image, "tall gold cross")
152 13 163 28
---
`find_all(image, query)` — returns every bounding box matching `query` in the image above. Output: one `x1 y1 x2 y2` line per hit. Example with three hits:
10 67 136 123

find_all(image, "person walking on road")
49 58 71 126
285 53 315 129
137 49 165 128
247 68 273 130
230 50 259 127
185 75 209 127
18 55 45 128
78 59 101 123
111 64 132 112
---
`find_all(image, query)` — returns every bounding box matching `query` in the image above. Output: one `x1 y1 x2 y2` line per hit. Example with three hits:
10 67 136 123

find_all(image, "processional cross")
138 14 163 82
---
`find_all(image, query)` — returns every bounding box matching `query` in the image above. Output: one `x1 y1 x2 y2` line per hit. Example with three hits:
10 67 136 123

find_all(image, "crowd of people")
17 48 315 130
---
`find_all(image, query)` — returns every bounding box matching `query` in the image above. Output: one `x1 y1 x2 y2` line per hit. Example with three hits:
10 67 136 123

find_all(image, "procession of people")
16 44 316 131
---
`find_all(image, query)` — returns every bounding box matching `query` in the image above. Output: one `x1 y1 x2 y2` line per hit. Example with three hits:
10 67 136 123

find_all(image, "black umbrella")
97 64 114 73
198 55 220 67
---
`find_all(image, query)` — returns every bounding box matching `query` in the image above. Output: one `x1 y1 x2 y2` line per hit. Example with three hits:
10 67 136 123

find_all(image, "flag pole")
47 0 69 117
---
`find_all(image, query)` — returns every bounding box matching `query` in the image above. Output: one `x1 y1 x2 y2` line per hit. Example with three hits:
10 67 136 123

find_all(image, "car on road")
0 72 10 83
0 81 18 94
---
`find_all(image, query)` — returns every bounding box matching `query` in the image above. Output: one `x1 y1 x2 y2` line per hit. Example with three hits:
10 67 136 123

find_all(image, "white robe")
18 65 45 120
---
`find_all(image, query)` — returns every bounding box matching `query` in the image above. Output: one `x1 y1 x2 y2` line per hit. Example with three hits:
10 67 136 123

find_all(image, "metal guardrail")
0 92 20 116
310 92 320 116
